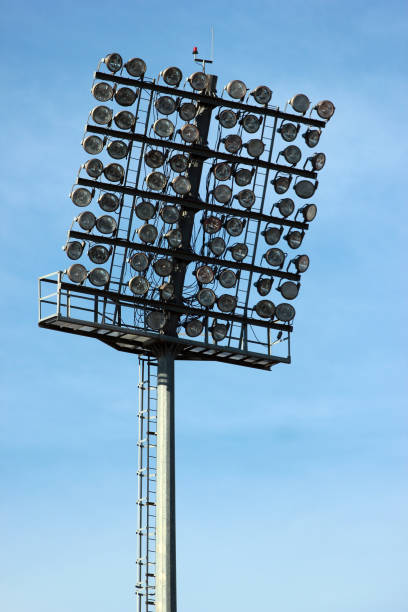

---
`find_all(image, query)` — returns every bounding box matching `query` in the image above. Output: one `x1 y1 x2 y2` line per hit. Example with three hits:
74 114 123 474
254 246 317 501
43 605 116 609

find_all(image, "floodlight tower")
38 48 335 612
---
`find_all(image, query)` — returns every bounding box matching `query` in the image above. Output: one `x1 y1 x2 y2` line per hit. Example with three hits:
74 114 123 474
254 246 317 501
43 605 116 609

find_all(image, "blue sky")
1 0 408 611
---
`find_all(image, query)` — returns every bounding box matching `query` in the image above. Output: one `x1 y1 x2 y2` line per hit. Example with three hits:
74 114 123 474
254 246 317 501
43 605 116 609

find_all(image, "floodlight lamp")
251 85 272 105
96 214 117 234
213 162 232 181
278 121 299 142
138 224 158 244
294 254 310 273
146 171 167 191
98 192 119 212
314 99 335 120
83 135 104 155
303 128 321 148
294 179 317 199
130 252 149 272
189 71 209 91
153 118 175 139
300 203 317 222
169 154 189 173
217 109 238 129
65 241 84 260
160 282 174 301
77 211 96 231
289 93 310 114
211 322 228 342
114 110 135 131
234 168 252 187
241 114 261 134
71 187 92 207
89 267 110 287
146 310 166 331
196 265 214 284
84 158 103 178
197 288 216 308
92 82 114 102
226 80 247 100
165 228 182 248
145 149 165 169
262 226 282 245
217 294 237 313
135 200 156 220
213 184 232 204
155 96 177 115
180 123 199 143
107 140 128 160
88 245 110 264
154 259 173 277
185 319 203 337
230 243 248 261
265 248 285 267
115 87 138 107
161 66 183 87
172 175 191 195
255 299 275 319
285 230 304 249
160 205 179 224
309 152 326 171
202 216 223 234
272 175 292 194
223 134 242 154
104 163 124 183
276 303 295 322
218 268 237 289
277 197 294 217
278 281 299 300
126 57 147 78
179 102 197 121
281 145 301 165
236 189 255 209
104 53 122 73
67 264 87 284
129 276 150 296
246 138 264 158
91 105 112 125
225 217 244 237
208 236 226 256
255 277 273 296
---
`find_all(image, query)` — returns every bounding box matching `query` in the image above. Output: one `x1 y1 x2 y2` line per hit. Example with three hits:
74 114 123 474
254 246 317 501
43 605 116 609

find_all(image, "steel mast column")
155 346 176 612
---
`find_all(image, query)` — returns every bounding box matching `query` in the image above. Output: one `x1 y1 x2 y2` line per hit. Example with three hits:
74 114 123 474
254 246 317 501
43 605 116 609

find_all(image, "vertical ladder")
136 356 158 612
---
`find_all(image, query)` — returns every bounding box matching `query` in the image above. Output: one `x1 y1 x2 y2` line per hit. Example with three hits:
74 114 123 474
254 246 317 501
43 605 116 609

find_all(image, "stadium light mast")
38 48 335 612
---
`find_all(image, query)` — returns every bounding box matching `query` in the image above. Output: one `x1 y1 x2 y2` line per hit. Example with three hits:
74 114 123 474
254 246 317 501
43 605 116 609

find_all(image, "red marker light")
192 46 198 54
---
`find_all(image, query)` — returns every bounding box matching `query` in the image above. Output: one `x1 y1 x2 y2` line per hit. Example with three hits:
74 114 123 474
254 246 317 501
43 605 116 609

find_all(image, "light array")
51 51 334 363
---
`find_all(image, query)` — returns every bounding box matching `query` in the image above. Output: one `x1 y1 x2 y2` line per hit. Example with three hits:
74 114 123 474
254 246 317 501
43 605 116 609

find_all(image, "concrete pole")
155 347 176 612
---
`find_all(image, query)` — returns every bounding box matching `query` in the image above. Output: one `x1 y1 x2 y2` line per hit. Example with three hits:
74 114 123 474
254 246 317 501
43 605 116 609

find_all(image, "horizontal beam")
86 124 318 180
59 280 293 332
69 229 301 281
76 177 309 231
94 71 327 129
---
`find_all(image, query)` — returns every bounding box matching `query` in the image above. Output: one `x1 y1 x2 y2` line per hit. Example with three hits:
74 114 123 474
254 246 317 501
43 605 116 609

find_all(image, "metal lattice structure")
38 51 335 612
39 53 330 371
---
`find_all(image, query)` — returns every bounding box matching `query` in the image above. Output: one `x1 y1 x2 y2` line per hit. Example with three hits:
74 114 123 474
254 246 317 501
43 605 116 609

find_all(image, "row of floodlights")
91 83 325 151
63 262 294 323
70 186 316 229
90 105 326 169
144 298 296 340
101 53 335 119
68 210 307 259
